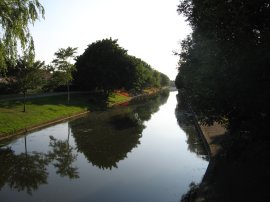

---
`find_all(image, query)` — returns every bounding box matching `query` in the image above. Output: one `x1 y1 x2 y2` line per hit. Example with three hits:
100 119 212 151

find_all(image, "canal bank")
189 122 270 202
177 91 228 202
193 123 227 202
0 88 167 142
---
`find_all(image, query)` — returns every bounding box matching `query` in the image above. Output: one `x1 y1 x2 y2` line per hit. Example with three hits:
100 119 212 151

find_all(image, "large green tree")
74 38 131 93
176 0 270 134
74 38 168 93
0 0 45 73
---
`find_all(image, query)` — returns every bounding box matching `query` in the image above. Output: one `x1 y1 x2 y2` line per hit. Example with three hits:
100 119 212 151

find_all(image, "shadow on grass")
0 92 109 111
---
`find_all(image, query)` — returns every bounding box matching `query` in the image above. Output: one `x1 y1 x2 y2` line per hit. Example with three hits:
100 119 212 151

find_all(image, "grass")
108 92 131 106
142 87 161 95
0 92 130 136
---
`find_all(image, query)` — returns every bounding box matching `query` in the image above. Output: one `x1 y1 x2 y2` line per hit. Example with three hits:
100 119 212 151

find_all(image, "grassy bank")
0 92 130 137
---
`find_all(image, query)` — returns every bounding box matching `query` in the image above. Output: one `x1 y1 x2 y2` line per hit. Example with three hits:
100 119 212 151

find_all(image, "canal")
0 91 208 202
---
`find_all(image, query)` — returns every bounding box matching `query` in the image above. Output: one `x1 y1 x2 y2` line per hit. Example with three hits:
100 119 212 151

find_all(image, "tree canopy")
0 0 45 73
175 0 270 135
74 38 169 93
12 56 45 111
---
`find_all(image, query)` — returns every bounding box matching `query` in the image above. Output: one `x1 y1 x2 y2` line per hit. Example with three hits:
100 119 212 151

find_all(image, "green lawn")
108 93 131 106
0 92 130 136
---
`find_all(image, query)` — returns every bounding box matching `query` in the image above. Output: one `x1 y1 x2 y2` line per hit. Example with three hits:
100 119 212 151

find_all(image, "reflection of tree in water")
71 90 170 169
175 93 207 160
70 109 143 170
0 137 49 195
133 90 170 122
47 135 79 179
0 127 79 195
180 182 200 202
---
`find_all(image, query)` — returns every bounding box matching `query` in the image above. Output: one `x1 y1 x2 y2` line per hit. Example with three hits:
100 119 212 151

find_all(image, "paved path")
200 122 227 157
0 91 90 101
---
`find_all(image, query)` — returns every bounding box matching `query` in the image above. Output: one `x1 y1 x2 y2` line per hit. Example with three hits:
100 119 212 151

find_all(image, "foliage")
70 108 143 170
13 57 45 94
74 38 128 92
0 0 45 73
180 182 200 202
175 93 208 160
52 47 77 102
11 56 46 111
175 0 270 134
47 136 79 179
42 70 66 92
160 72 170 87
52 47 77 84
0 147 49 195
74 38 169 92
0 135 79 194
70 91 169 169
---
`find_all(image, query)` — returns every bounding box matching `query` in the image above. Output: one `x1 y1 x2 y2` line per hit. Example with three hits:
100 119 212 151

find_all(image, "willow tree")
52 47 78 103
0 0 45 73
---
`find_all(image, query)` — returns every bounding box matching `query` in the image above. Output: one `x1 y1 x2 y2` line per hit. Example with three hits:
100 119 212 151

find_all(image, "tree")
176 0 270 134
160 73 170 87
74 38 168 93
13 56 45 112
74 38 130 93
0 0 45 73
52 47 77 103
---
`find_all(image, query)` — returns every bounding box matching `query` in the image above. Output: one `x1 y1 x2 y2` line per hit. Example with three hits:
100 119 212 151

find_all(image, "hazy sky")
31 0 191 80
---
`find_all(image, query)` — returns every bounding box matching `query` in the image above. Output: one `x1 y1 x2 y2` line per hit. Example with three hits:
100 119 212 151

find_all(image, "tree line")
73 38 169 93
1 38 169 98
175 0 270 139
0 1 169 102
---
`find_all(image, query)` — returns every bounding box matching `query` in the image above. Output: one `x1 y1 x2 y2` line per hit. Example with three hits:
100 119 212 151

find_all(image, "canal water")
0 91 208 202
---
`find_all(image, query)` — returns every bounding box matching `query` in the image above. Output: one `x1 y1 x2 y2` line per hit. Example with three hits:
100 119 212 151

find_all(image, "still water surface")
0 91 208 202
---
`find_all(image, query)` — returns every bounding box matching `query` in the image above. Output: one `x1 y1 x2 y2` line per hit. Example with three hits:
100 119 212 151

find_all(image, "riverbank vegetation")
73 38 169 93
0 38 170 117
0 0 45 73
1 1 170 113
0 37 169 138
0 92 130 136
176 0 270 201
1 6 170 138
1 39 169 97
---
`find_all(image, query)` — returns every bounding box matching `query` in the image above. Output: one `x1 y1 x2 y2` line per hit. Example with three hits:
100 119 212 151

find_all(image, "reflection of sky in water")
0 92 208 202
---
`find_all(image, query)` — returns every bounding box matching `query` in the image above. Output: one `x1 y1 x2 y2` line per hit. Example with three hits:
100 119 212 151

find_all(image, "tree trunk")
24 135 28 156
67 124 70 144
67 124 70 149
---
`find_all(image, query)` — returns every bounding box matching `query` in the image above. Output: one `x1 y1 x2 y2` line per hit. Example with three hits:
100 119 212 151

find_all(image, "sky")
30 0 191 80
